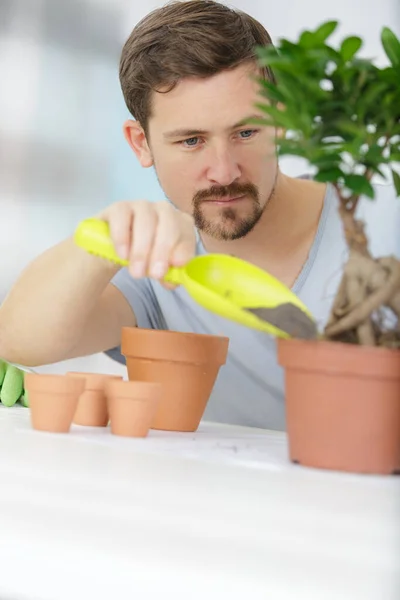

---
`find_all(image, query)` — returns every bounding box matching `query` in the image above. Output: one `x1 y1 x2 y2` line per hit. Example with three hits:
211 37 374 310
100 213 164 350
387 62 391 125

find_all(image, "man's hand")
96 200 196 284
0 361 27 407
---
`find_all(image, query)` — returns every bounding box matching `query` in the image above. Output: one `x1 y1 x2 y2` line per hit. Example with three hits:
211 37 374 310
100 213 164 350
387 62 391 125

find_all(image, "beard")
192 181 264 241
153 158 276 241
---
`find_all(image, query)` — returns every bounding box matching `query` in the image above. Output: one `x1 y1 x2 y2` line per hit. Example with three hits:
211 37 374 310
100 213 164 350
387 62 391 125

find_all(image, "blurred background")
0 0 399 375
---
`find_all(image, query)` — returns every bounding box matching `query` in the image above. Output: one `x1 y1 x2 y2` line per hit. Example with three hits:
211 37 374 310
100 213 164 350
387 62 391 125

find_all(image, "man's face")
143 63 278 241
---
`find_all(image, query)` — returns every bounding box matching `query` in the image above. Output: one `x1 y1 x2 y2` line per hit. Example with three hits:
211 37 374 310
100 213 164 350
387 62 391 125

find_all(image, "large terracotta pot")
121 327 229 432
277 338 400 475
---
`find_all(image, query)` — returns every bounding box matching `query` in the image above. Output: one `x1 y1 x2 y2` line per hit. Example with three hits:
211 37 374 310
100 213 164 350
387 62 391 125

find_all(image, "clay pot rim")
122 326 229 343
67 371 123 390
277 337 400 378
25 373 86 394
106 379 161 399
278 337 400 356
121 327 229 365
67 371 123 377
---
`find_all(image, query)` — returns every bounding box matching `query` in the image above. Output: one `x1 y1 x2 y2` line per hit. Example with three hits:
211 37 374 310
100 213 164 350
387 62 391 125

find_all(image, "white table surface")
0 406 398 600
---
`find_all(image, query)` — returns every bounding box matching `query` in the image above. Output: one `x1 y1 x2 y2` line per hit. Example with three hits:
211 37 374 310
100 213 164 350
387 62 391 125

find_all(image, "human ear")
123 120 153 168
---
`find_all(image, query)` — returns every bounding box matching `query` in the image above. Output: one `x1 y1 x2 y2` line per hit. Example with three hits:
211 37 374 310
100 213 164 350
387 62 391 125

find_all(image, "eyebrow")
163 114 262 140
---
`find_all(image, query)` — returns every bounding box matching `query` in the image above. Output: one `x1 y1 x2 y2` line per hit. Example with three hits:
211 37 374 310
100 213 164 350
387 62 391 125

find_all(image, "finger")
104 202 133 260
170 216 196 267
148 204 184 280
162 221 196 289
129 201 158 278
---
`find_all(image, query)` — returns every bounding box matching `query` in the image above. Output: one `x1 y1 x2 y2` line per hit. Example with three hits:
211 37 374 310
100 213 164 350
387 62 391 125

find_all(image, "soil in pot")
106 380 161 437
24 373 85 433
67 372 122 427
121 327 229 432
277 338 400 475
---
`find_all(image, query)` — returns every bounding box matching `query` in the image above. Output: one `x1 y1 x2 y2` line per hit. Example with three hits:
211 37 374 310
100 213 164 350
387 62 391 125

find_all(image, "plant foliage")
253 22 400 202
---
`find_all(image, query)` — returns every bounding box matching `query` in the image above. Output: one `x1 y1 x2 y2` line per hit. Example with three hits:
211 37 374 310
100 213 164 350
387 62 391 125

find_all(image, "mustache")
193 182 259 205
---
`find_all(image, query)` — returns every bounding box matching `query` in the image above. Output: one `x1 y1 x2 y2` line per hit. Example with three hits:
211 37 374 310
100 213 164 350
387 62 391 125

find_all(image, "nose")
205 143 241 186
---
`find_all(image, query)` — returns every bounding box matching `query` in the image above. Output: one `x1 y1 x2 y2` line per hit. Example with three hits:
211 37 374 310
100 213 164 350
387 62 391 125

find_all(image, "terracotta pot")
67 372 122 427
106 380 161 437
121 327 229 432
24 373 85 433
277 338 400 475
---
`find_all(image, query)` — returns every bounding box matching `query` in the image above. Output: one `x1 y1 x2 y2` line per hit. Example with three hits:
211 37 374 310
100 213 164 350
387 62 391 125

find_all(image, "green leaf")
391 169 400 196
257 78 287 104
314 21 339 43
255 48 294 69
335 119 364 137
343 174 375 198
279 39 303 54
340 36 363 62
377 65 399 84
254 103 300 130
314 167 344 183
381 27 400 68
255 45 280 61
312 153 343 169
299 30 316 48
356 82 389 114
367 165 387 178
364 144 384 162
267 59 303 76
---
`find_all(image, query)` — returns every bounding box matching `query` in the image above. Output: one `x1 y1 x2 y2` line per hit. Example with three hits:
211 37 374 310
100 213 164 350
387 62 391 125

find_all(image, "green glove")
20 390 29 408
0 360 6 387
0 361 25 407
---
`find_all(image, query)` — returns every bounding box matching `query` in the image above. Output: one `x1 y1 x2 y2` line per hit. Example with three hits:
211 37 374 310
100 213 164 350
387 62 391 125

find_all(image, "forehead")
148 63 262 133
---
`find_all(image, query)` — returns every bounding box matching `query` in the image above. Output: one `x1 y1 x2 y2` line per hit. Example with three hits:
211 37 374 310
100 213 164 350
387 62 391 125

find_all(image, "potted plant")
253 22 400 474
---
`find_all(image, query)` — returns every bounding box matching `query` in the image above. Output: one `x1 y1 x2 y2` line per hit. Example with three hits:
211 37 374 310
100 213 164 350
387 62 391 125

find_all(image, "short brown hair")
119 0 275 133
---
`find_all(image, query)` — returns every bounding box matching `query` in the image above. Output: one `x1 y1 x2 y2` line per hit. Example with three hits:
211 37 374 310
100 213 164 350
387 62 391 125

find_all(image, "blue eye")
239 129 256 138
182 137 199 147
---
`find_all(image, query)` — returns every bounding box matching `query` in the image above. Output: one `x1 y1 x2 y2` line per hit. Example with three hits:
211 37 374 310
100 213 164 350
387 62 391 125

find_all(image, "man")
0 0 398 429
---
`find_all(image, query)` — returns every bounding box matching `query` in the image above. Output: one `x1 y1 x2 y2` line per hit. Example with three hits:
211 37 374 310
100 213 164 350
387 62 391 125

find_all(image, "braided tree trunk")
323 187 400 348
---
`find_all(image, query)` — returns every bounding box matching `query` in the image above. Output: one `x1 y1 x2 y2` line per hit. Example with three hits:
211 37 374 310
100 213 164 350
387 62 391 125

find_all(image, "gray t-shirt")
106 181 400 431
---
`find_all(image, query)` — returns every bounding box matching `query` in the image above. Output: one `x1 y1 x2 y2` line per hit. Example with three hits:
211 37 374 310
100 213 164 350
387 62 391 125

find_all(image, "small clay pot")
67 372 122 427
106 380 161 438
121 327 229 432
24 373 85 433
277 338 400 475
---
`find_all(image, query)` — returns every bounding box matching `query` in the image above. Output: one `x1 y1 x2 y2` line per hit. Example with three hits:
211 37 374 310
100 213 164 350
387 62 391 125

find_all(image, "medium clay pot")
24 373 85 433
277 338 400 475
67 372 122 427
121 327 229 432
106 380 161 437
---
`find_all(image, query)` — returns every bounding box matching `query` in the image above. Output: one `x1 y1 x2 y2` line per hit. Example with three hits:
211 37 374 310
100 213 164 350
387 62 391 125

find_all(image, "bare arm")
69 282 136 359
0 238 136 366
0 200 195 367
